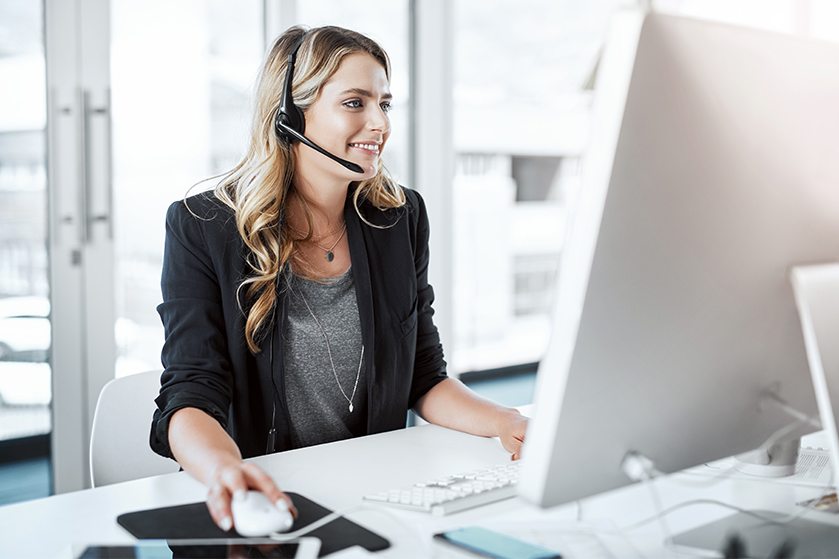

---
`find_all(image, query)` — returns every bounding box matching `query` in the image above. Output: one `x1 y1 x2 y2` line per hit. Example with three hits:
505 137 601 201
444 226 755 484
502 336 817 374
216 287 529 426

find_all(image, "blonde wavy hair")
213 25 405 353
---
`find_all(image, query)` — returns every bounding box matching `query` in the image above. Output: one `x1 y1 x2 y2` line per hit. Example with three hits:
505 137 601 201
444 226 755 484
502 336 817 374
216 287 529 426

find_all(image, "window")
0 0 51 442
111 0 265 377
450 0 623 372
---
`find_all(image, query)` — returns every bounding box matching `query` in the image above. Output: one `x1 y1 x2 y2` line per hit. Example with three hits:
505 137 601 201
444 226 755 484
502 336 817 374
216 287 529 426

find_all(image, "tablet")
78 537 320 558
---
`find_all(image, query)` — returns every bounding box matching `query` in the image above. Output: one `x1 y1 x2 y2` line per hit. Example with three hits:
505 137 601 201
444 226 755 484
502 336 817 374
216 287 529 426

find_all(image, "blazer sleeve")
406 190 448 407
150 199 235 459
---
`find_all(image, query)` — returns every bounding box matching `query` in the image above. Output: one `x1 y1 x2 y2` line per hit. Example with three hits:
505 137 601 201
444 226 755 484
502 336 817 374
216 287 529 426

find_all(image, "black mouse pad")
117 492 389 557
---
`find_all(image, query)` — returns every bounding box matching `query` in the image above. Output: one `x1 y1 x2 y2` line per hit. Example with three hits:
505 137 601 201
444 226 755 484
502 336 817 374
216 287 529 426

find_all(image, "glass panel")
0 1 52 440
111 0 264 377
451 0 621 373
297 0 411 184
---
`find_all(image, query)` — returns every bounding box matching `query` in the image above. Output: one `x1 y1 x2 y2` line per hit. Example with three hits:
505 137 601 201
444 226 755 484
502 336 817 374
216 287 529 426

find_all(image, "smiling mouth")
349 143 380 153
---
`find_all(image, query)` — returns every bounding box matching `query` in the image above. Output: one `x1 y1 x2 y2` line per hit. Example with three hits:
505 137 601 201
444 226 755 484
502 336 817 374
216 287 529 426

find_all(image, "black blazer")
150 187 448 459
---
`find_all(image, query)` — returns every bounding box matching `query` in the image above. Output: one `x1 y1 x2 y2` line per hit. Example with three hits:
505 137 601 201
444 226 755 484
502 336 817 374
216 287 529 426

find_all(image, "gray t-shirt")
283 267 367 449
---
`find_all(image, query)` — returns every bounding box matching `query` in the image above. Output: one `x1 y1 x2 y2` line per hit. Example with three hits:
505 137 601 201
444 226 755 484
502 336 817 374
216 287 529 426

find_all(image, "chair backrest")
89 369 180 487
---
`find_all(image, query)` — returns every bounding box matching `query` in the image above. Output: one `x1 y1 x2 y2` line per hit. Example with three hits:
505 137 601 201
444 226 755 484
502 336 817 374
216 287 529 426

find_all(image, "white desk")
0 424 836 558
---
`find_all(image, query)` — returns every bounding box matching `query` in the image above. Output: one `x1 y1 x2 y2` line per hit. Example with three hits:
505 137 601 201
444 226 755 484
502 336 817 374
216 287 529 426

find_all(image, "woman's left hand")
415 379 531 460
496 410 529 460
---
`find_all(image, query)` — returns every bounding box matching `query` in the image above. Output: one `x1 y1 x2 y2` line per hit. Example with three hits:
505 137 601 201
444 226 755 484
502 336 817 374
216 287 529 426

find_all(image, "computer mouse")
231 490 294 537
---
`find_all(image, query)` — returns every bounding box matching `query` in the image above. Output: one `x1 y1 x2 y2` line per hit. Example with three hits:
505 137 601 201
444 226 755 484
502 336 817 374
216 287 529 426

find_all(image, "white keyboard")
363 461 520 516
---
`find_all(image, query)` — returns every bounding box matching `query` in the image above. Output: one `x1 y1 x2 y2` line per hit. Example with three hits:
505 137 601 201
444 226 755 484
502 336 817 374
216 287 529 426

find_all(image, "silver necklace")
310 224 347 262
289 222 345 240
288 275 364 413
291 223 347 262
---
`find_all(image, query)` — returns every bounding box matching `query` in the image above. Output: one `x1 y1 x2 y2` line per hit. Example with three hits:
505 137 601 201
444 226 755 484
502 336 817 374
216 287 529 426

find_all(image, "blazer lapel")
345 197 376 432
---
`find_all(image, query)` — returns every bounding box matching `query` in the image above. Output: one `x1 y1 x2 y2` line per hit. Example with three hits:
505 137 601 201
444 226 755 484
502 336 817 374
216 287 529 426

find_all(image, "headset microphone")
277 117 364 174
275 38 365 174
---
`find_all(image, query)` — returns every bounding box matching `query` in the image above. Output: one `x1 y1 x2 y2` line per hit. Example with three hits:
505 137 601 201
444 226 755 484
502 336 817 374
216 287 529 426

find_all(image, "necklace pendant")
348 402 354 413
325 251 334 262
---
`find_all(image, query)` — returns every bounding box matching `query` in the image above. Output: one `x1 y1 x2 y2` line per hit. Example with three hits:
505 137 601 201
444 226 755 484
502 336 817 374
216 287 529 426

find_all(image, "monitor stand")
732 382 825 478
734 438 801 478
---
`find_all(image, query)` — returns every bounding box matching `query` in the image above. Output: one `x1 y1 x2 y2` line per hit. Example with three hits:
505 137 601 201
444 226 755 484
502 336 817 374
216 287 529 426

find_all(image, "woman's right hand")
207 460 298 532
168 408 298 532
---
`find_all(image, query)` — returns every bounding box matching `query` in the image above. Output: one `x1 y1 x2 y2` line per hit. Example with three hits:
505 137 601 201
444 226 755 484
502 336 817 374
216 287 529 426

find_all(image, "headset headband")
275 33 308 144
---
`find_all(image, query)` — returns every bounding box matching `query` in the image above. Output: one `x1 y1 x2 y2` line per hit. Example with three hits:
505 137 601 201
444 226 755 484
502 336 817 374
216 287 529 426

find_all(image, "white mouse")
231 490 294 537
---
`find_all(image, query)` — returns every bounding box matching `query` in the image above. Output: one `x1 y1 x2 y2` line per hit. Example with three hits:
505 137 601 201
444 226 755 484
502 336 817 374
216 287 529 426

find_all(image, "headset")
274 35 365 174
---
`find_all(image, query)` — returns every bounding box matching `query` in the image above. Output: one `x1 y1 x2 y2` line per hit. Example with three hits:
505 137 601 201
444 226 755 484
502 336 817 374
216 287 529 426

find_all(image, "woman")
151 25 527 532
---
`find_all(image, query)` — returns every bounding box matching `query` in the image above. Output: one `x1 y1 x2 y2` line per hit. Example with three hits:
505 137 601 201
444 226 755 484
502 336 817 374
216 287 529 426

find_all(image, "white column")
46 0 87 495
79 0 116 486
46 0 115 493
410 0 454 368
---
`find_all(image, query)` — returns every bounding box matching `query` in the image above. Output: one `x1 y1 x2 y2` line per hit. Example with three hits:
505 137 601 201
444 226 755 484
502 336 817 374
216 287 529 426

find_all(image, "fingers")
507 436 524 460
218 463 251 500
205 462 297 531
206 482 234 531
240 462 298 518
502 414 528 461
510 435 524 461
206 464 256 531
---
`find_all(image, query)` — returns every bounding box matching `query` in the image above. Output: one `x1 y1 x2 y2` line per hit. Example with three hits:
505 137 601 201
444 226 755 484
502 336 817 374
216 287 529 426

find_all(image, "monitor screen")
519 11 839 508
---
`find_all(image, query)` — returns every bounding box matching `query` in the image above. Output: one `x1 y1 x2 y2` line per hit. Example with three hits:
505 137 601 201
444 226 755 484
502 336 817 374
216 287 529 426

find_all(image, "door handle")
81 88 114 243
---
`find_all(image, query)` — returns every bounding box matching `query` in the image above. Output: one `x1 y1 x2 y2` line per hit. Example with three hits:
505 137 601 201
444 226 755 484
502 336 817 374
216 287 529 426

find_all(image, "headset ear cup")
275 102 305 145
289 103 305 137
275 110 288 144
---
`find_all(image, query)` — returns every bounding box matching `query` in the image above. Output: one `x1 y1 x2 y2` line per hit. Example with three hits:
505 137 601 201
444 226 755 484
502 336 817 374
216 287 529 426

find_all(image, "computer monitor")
518 10 839 508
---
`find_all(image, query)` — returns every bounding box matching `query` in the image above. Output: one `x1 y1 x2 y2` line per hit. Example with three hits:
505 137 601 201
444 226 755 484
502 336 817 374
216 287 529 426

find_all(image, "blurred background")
2 0 838 503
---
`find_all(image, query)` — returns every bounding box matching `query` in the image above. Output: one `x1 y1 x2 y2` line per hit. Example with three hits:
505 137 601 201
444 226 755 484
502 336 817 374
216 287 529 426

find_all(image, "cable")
665 464 740 488
611 469 835 537
589 454 836 555
762 390 822 430
268 504 363 542
358 505 439 558
268 503 436 557
638 454 676 558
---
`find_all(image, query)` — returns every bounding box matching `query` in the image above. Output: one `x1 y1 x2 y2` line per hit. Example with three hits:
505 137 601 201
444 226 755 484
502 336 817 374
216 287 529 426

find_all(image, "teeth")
351 143 379 151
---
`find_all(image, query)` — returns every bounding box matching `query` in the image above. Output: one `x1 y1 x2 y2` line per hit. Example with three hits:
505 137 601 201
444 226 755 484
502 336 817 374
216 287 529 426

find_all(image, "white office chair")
89 369 180 487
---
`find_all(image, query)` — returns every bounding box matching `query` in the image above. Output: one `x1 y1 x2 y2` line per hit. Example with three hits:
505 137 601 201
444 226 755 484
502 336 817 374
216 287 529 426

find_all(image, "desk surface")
0 423 837 558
